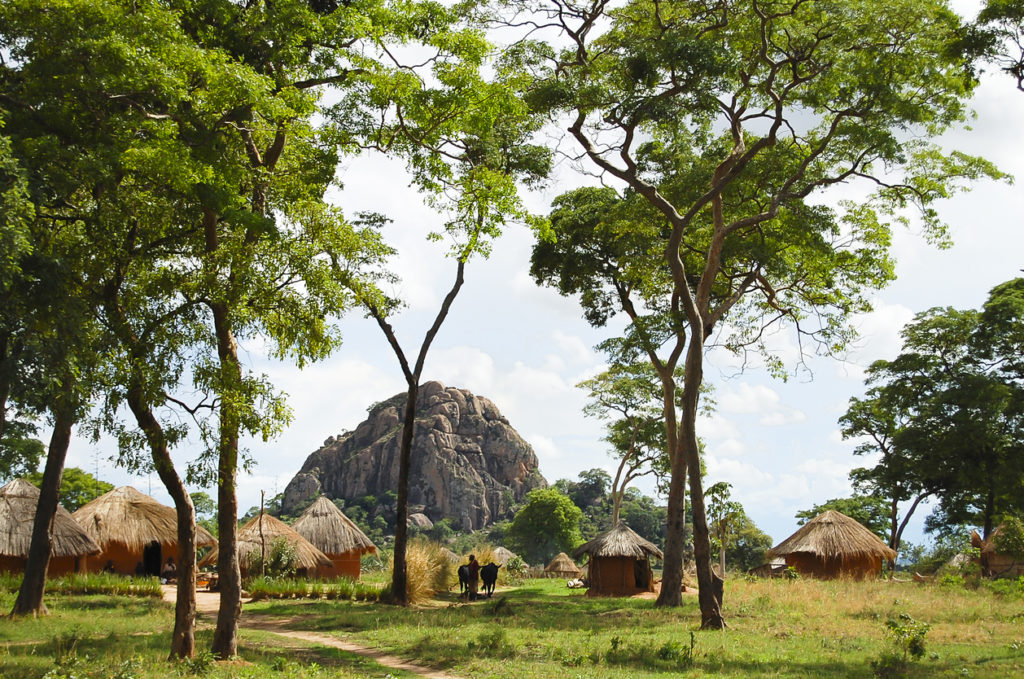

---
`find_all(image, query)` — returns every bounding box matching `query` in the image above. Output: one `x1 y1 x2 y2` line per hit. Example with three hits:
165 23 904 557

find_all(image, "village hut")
976 527 1024 578
544 552 583 578
766 509 896 579
572 522 663 595
292 496 377 579
492 546 519 566
199 513 332 577
73 486 217 576
0 479 100 576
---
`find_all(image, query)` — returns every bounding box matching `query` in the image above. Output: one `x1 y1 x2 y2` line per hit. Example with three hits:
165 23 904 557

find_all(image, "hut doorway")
143 540 161 577
634 558 649 588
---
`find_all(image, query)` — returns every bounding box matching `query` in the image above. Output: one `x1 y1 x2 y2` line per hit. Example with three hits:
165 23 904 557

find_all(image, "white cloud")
717 382 806 426
527 434 561 460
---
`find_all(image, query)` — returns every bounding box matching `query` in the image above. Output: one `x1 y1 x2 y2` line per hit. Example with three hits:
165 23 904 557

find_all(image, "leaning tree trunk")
127 389 198 658
11 407 73 616
210 303 242 659
656 451 687 607
682 334 725 629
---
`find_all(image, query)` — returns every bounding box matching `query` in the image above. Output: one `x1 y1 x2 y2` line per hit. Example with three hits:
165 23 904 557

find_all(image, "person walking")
468 554 480 601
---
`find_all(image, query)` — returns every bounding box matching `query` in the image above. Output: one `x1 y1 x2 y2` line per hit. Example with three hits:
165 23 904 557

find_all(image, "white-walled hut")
292 496 377 579
0 479 100 576
73 486 217 576
572 522 663 596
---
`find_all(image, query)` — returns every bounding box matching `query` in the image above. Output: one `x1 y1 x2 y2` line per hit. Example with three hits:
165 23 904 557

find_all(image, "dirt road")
161 585 462 679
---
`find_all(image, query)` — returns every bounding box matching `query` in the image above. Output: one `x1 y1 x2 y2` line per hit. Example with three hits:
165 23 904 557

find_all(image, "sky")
63 3 1024 550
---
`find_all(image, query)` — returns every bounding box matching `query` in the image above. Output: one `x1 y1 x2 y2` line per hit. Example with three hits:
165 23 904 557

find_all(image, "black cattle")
480 562 500 598
457 564 470 596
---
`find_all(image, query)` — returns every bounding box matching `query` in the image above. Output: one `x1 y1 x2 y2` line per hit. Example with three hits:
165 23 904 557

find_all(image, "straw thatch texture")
0 478 100 559
544 552 583 577
572 521 664 561
292 497 377 557
767 509 896 579
492 546 519 566
73 486 217 551
199 513 332 574
979 525 1024 578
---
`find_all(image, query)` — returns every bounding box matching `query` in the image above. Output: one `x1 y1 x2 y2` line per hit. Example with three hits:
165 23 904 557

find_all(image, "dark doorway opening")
143 540 161 577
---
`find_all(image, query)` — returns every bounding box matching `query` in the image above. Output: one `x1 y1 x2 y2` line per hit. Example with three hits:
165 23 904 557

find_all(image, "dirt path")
161 586 463 679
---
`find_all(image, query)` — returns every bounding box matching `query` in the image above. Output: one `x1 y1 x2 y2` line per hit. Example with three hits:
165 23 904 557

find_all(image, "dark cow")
480 562 500 598
457 564 471 596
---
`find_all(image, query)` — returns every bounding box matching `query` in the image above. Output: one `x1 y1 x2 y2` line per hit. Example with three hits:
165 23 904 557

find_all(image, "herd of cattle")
456 562 500 599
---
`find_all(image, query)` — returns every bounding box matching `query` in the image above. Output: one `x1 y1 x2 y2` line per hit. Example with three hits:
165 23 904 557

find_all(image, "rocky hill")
280 381 547 530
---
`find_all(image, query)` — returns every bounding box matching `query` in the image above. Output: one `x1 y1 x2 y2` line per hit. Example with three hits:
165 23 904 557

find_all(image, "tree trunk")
126 389 197 659
682 338 725 629
655 451 687 607
211 303 242 659
11 407 73 617
390 382 418 605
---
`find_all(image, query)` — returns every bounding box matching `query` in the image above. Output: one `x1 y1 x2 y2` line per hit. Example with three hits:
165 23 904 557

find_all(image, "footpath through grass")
2 574 1024 678
245 576 1024 679
0 585 419 679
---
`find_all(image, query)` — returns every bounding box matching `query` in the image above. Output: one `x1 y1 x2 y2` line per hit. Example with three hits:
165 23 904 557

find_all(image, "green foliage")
25 467 113 513
976 0 1024 91
796 496 892 541
245 537 298 580
994 516 1024 558
506 488 583 565
871 612 930 677
0 419 44 482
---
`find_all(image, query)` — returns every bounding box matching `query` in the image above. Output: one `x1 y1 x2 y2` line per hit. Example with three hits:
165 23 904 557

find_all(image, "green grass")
243 577 1024 679
0 591 419 678
2 575 1023 678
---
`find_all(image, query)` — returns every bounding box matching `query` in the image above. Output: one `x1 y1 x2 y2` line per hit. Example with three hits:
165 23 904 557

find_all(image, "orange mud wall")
784 553 881 579
0 555 83 577
317 554 361 580
586 556 655 596
84 541 173 575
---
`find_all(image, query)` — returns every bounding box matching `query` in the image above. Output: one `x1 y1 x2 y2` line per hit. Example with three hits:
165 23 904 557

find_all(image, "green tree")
522 0 1000 628
706 482 743 578
26 467 113 513
796 496 892 540
977 0 1024 91
345 25 550 604
506 488 583 565
724 513 774 573
578 364 674 524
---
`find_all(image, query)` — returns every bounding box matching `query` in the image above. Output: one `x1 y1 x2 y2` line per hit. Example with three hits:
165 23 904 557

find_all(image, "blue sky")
66 2 1024 551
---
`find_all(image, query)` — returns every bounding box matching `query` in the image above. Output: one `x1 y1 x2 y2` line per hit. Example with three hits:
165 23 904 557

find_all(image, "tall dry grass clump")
391 539 456 604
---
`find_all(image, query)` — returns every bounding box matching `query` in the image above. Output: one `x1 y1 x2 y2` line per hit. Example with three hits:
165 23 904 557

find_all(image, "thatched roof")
544 552 583 576
492 546 518 566
200 513 332 571
291 496 377 557
767 510 896 562
572 522 664 561
0 479 100 559
73 486 217 551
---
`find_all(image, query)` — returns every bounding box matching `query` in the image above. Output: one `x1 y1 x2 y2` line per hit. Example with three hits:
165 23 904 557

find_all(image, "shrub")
871 613 930 678
245 537 298 578
393 540 454 604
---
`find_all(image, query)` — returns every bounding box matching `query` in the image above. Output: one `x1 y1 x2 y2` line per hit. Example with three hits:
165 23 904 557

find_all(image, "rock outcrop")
281 381 547 530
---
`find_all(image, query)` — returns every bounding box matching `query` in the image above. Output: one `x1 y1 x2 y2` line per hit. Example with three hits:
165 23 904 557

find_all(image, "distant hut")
74 486 217 576
200 513 331 577
767 510 896 579
572 522 663 596
292 496 377 579
544 552 583 579
0 479 100 576
492 546 519 566
977 527 1024 578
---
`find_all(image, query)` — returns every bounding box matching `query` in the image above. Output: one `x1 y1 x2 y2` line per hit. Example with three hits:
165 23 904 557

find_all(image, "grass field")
1 575 1022 678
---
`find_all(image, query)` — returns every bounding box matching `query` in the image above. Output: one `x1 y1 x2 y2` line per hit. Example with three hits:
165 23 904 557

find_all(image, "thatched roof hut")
544 552 583 578
977 527 1024 578
292 496 377 579
492 546 519 566
73 486 217 576
0 479 100 576
572 522 663 595
200 513 332 576
767 510 896 579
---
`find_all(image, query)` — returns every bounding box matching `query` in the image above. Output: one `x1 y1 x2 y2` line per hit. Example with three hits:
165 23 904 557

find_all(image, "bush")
388 540 454 604
245 536 298 578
